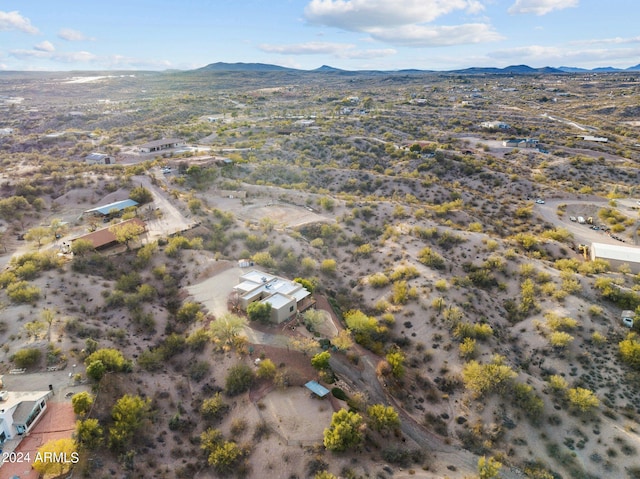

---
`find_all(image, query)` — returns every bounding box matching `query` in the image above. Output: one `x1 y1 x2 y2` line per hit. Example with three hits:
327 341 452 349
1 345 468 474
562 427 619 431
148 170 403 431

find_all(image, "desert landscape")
0 67 639 479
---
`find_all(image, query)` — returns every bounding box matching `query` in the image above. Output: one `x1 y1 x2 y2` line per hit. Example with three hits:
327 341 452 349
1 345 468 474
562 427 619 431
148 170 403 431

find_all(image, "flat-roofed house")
138 138 185 153
85 152 114 165
0 390 52 445
233 270 312 323
590 242 640 274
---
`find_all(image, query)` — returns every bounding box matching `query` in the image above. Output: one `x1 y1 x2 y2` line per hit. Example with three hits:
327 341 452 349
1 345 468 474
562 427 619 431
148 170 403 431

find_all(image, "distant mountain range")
197 62 640 74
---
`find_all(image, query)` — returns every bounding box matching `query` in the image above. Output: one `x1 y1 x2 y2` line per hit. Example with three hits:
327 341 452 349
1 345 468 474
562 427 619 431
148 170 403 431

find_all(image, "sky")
1 0 639 72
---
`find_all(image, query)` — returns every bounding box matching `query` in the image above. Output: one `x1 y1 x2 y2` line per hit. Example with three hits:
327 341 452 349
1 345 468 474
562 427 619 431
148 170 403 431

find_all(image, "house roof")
73 218 146 249
240 270 276 284
591 242 640 264
84 199 139 216
12 400 37 424
139 138 184 149
262 292 293 309
305 381 330 398
85 152 110 161
0 391 50 418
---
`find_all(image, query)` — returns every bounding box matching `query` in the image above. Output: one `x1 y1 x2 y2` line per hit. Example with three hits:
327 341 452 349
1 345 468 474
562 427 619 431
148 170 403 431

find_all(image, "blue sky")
1 1 639 71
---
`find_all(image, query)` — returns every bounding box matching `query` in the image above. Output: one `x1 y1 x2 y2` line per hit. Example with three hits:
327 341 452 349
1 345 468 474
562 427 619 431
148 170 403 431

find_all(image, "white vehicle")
535 198 545 204
569 216 577 222
577 216 585 224
622 311 635 328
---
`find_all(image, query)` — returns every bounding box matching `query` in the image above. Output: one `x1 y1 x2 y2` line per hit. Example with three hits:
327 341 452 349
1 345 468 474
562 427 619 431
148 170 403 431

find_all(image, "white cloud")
368 23 503 46
260 41 355 55
305 0 485 30
105 55 172 69
487 44 640 67
10 48 97 63
508 0 578 16
572 36 640 46
303 1 499 49
58 28 93 42
259 41 396 59
0 10 39 34
34 41 55 52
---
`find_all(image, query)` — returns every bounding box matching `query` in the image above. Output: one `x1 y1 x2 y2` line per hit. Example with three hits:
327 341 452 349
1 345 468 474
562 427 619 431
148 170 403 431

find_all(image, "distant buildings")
138 138 185 153
581 135 608 143
85 152 114 165
481 121 510 130
503 138 539 148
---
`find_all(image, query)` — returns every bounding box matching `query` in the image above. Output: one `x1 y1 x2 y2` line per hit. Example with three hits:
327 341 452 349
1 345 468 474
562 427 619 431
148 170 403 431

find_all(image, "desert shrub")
389 264 420 281
165 235 202 257
381 447 425 467
331 387 348 401
176 302 203 323
251 251 275 268
567 387 599 413
459 338 477 359
417 247 445 269
201 393 229 421
11 347 42 368
129 186 153 204
512 383 543 420
7 281 41 303
189 361 211 382
245 301 271 324
225 364 254 396
320 259 337 274
549 331 574 348
84 348 131 376
462 355 517 398
619 333 640 370
368 272 390 288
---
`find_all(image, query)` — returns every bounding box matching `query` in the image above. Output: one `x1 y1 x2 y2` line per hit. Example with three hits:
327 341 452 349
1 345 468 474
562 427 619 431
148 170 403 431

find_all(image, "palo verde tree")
109 220 145 250
323 409 364 452
366 404 400 434
71 391 94 417
108 394 151 452
33 438 78 477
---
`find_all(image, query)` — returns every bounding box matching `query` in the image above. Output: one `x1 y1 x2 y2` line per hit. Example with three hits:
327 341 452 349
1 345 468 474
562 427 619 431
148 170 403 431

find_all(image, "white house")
85 152 114 165
138 138 186 153
503 138 539 148
234 270 312 323
0 390 52 445
481 121 510 130
590 243 640 274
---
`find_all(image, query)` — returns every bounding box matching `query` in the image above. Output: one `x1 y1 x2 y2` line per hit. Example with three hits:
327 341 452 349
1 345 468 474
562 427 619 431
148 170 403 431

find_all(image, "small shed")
305 381 330 398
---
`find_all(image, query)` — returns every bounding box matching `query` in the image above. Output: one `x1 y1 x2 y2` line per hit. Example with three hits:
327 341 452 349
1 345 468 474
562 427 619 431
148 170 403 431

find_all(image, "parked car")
569 216 577 222
535 199 545 204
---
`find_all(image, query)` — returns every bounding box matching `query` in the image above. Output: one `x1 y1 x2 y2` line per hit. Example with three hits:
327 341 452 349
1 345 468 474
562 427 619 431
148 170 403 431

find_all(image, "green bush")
11 348 42 368
7 281 41 303
225 364 254 396
331 387 348 401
